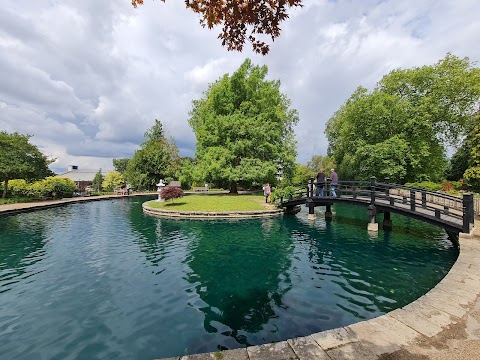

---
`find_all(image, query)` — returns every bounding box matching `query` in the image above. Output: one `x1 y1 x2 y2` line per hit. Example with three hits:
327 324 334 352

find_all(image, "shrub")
270 186 296 202
441 181 454 192
161 187 184 202
7 179 31 197
30 177 76 199
102 171 124 192
404 181 442 191
464 167 480 190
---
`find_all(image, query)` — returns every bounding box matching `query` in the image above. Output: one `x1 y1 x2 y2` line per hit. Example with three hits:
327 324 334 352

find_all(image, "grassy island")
145 194 269 212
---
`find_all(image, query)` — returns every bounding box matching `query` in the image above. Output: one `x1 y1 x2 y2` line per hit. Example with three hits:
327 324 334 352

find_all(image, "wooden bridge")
280 177 475 236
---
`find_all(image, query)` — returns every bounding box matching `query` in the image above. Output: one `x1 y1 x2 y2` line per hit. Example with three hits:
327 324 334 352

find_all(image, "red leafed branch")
131 0 303 55
160 186 184 202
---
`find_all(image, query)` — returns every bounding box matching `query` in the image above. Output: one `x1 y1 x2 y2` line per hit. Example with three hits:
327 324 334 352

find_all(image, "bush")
7 179 31 197
270 186 296 202
441 181 455 192
464 167 480 190
404 181 442 191
161 187 184 202
30 177 76 199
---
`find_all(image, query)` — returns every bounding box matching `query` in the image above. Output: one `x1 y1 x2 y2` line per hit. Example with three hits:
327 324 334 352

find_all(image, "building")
57 165 109 191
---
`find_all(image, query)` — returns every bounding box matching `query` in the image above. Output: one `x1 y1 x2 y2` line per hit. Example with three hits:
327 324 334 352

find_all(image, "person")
316 168 326 196
330 168 338 197
262 183 271 203
126 183 132 195
121 184 126 195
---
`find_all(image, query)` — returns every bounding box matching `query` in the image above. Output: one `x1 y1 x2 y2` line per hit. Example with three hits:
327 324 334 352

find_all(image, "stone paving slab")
246 341 297 360
347 320 403 355
389 308 444 337
287 336 330 359
180 349 249 360
326 342 379 360
310 327 357 351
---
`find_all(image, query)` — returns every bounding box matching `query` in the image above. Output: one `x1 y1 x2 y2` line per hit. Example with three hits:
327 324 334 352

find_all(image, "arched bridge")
280 177 475 236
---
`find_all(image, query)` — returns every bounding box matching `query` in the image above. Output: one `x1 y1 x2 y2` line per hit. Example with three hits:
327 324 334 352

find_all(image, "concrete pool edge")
159 232 480 360
142 202 284 219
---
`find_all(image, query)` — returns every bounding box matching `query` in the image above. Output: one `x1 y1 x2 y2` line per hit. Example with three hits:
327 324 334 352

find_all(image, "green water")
0 197 457 359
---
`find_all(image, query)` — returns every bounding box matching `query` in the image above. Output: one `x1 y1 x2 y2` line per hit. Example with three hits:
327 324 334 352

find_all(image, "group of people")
261 168 338 203
120 183 132 195
315 168 338 197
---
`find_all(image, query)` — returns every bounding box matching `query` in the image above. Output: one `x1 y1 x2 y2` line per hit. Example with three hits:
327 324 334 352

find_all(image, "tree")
160 186 184 203
189 59 299 193
102 171 125 192
0 132 54 198
131 0 302 55
326 54 480 183
113 158 130 174
92 170 104 192
124 120 180 190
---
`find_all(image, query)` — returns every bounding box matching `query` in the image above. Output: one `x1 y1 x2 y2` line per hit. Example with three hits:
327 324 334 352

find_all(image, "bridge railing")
297 177 475 233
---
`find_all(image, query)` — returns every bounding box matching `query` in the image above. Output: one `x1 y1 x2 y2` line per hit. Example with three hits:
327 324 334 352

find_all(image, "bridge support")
383 212 392 230
307 199 316 220
325 204 333 219
367 204 378 232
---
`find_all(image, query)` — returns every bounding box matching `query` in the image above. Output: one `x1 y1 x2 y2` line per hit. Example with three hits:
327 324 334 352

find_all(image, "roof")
57 169 110 182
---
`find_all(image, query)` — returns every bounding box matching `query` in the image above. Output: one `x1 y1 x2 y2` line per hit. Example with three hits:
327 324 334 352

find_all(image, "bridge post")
370 176 376 204
308 177 314 198
463 193 474 234
326 204 333 219
307 199 316 220
383 211 392 230
384 177 390 196
421 191 427 209
326 178 331 197
410 190 416 211
367 204 378 231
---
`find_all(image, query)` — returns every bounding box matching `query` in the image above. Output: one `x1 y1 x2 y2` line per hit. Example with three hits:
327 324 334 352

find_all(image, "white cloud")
0 0 479 171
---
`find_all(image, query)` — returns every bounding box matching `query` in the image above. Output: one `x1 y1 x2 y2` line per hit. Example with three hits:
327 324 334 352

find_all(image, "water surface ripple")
0 197 457 359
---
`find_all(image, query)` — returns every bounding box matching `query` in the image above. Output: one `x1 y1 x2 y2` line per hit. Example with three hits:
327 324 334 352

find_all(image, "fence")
475 198 480 216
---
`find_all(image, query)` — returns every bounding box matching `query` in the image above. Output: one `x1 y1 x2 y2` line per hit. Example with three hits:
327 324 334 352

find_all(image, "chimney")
68 165 79 172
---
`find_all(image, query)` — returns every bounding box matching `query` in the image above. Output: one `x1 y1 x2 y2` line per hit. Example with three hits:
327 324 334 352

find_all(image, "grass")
145 194 268 211
0 197 42 205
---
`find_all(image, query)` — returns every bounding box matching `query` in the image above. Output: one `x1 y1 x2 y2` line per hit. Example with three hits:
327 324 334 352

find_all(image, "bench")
114 188 124 195
192 187 209 192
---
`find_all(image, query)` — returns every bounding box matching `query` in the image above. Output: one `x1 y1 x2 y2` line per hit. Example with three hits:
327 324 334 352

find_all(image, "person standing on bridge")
330 168 338 197
316 169 326 196
263 183 271 203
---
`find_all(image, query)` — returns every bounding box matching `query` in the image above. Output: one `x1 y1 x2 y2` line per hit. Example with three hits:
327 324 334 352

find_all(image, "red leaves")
132 0 303 54
160 186 184 201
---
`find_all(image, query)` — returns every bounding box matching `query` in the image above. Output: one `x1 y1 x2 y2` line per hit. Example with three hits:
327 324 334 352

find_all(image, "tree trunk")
2 179 8 198
229 181 238 194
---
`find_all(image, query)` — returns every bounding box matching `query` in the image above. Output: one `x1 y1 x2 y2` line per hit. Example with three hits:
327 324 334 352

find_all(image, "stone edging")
159 235 480 360
142 202 283 219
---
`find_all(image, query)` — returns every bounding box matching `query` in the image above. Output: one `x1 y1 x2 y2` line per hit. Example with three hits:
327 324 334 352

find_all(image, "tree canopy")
131 0 302 54
325 54 480 183
189 59 299 192
124 119 180 190
0 132 54 198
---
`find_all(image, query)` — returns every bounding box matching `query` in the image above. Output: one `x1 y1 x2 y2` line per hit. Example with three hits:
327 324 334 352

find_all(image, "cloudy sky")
1 0 479 174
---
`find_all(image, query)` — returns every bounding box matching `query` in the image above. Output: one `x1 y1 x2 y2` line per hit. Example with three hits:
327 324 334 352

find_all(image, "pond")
0 196 457 359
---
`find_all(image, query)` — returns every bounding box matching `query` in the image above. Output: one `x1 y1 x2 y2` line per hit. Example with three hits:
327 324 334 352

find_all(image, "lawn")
145 194 267 211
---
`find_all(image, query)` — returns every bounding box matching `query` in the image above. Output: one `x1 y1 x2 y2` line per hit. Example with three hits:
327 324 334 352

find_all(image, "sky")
1 0 479 174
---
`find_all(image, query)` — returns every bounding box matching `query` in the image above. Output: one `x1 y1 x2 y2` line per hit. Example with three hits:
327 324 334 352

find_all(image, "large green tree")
113 158 130 174
189 59 299 193
0 132 54 198
326 54 480 183
124 120 180 190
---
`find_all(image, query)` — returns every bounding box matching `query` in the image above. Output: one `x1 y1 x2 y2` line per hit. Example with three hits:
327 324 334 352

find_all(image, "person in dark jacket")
330 168 338 197
316 169 326 196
